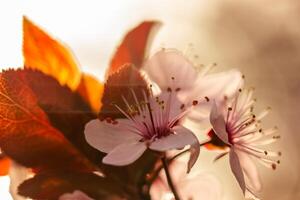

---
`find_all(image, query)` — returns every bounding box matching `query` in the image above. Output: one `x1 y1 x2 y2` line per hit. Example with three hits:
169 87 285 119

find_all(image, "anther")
205 96 210 102
228 107 232 111
272 163 276 170
171 77 175 80
277 160 281 164
175 88 181 92
192 100 198 106
180 104 185 110
264 151 268 155
278 151 282 156
259 128 262 133
242 74 245 79
167 87 172 92
238 88 242 92
106 117 112 123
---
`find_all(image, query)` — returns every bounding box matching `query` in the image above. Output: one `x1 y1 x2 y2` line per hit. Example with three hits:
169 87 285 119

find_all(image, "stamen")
192 100 198 106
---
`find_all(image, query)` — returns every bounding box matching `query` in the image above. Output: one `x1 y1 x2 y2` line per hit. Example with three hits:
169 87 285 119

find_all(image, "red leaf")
18 172 124 200
106 21 160 78
0 69 95 172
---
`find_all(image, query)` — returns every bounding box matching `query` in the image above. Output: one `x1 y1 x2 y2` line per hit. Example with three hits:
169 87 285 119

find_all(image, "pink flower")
150 161 222 200
84 49 243 171
58 190 93 200
85 85 200 170
143 50 244 125
209 88 281 199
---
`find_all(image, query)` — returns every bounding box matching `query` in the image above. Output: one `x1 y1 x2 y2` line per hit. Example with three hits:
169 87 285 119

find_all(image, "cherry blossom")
209 88 281 199
150 161 222 200
58 190 94 200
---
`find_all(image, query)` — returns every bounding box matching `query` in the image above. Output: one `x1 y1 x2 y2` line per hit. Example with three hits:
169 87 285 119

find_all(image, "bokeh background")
0 0 299 199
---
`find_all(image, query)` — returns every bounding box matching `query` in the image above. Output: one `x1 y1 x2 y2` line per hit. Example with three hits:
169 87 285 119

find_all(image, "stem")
148 140 211 184
161 157 181 200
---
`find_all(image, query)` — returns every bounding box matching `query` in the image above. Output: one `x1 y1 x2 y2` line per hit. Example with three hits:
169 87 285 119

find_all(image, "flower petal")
103 142 147 166
59 190 94 200
236 150 262 196
229 149 246 195
84 119 142 153
210 102 230 145
143 50 197 91
149 126 200 172
9 161 29 200
149 125 198 151
185 69 243 123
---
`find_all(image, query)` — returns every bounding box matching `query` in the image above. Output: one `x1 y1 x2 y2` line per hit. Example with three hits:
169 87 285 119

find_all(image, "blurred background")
0 0 299 199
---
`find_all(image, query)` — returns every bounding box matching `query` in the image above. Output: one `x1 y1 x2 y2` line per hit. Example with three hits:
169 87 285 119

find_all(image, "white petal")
180 172 222 200
210 102 230 145
143 50 197 91
229 150 246 194
103 142 147 166
84 119 142 153
59 190 94 200
236 150 262 195
149 126 200 172
185 69 243 122
149 125 198 151
9 161 30 200
194 69 243 101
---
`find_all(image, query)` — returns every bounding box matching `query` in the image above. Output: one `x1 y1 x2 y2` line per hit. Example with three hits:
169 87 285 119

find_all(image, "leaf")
18 172 125 200
100 65 149 119
77 73 104 112
23 16 81 90
106 21 160 78
0 69 95 172
0 155 10 176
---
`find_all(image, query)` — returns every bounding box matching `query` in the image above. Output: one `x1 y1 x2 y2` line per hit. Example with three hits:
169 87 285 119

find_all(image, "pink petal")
236 150 262 195
9 161 29 200
103 142 147 166
210 102 230 145
84 119 142 153
149 125 198 151
185 69 243 123
194 69 243 101
229 150 246 194
143 50 197 91
149 126 200 171
59 190 94 200
180 172 222 200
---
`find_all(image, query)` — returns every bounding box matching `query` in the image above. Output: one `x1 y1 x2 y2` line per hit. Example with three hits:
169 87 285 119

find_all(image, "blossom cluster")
0 17 280 200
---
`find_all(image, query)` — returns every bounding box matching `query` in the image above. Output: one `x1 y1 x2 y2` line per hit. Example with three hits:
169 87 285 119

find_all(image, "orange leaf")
23 16 81 90
77 74 104 112
0 156 10 176
106 21 160 78
0 69 94 172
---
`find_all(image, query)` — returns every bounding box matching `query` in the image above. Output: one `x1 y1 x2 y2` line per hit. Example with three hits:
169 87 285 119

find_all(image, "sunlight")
0 176 13 200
